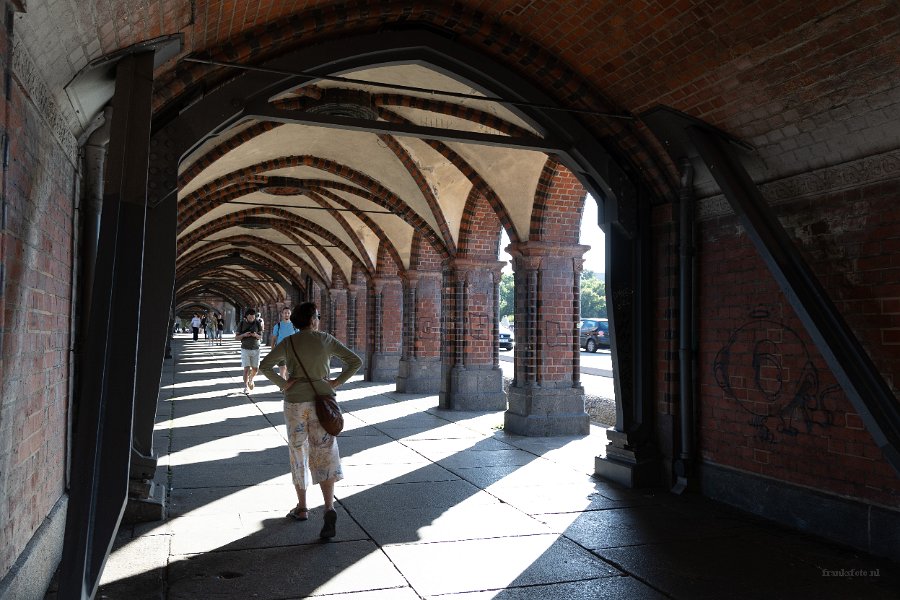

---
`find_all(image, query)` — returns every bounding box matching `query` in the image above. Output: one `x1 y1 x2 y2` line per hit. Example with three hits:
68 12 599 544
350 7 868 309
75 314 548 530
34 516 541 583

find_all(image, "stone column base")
504 385 590 436
124 478 166 523
349 347 367 374
370 351 401 382
594 429 661 488
439 365 507 410
397 357 442 393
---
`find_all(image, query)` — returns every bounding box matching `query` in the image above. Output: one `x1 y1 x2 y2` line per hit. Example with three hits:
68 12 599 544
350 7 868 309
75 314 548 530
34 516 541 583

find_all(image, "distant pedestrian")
271 306 298 378
206 313 217 346
190 314 201 341
236 308 263 393
215 313 224 345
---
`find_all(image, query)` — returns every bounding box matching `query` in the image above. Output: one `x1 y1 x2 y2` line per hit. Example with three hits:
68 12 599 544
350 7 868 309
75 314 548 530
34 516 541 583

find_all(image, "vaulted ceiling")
14 1 900 308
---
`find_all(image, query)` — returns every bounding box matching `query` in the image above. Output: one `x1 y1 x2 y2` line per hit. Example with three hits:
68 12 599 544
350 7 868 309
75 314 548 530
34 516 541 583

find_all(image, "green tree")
580 272 607 317
499 272 515 318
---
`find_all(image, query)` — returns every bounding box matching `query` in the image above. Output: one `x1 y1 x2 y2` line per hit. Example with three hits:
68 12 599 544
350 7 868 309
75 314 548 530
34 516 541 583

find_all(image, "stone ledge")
0 495 67 600
699 462 900 561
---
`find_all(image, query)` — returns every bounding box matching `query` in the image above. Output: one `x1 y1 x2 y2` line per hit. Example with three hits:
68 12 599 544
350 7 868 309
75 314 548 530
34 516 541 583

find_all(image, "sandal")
287 506 309 521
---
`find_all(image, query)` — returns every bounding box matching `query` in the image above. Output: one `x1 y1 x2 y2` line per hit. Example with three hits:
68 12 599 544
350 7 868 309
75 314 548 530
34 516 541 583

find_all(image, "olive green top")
259 329 361 403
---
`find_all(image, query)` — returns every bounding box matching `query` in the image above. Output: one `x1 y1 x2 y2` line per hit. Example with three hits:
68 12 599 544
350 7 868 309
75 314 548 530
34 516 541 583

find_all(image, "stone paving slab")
166 427 286 452
167 541 408 599
338 479 501 514
162 430 286 463
168 506 369 554
542 503 757 550
448 460 596 490
169 458 290 489
339 437 433 466
492 481 658 517
168 483 299 517
430 577 668 600
383 534 621 596
401 436 517 459
374 423 492 441
341 461 459 486
434 448 541 469
351 500 555 546
96 529 169 599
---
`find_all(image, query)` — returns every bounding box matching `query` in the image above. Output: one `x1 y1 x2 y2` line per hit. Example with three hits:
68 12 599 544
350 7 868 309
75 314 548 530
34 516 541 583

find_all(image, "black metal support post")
675 160 695 489
126 186 177 522
57 51 155 600
595 183 659 487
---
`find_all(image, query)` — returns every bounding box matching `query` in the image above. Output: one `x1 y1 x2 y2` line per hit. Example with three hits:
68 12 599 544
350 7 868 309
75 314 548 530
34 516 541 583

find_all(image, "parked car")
498 323 515 350
579 317 609 352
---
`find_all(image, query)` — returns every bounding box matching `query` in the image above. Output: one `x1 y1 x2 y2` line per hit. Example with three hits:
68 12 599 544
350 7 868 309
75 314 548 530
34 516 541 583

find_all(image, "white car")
498 323 515 350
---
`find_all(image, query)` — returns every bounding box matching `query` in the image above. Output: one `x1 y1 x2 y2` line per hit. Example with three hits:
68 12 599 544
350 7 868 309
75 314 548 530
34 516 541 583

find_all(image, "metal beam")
132 189 176 477
240 98 565 152
58 51 155 599
686 124 900 475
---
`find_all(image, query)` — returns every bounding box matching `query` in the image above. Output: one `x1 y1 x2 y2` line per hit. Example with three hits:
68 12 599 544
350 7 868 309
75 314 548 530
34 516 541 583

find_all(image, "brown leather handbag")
288 336 344 436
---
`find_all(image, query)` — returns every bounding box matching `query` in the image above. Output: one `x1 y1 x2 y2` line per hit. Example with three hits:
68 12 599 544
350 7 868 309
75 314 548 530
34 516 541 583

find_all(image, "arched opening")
145 25 656 458
58 24 661 592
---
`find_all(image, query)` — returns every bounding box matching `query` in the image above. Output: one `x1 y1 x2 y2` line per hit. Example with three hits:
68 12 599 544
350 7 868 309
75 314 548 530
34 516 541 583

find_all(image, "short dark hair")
244 308 257 317
291 302 317 329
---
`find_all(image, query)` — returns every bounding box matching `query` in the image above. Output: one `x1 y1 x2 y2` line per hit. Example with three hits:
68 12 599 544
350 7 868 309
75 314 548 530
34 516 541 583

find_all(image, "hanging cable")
183 57 634 120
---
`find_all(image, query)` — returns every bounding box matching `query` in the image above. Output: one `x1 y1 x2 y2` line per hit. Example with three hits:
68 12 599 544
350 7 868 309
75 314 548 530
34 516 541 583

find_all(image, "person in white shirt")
190 314 201 341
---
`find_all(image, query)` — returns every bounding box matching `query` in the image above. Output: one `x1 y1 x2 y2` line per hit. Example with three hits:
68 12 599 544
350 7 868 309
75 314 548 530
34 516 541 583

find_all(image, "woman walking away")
259 302 361 540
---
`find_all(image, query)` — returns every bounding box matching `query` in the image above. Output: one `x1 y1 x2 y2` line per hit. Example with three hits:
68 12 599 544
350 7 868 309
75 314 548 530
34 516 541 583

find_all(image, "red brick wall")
694 180 900 506
329 288 348 344
0 46 75 575
458 191 501 260
410 230 443 271
530 160 586 242
652 203 679 466
374 242 402 354
348 267 368 353
408 233 442 359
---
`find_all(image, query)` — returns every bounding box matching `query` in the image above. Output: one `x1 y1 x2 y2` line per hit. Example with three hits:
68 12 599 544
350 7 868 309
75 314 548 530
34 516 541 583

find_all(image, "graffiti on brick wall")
544 320 570 347
713 311 838 443
468 312 491 340
417 319 439 340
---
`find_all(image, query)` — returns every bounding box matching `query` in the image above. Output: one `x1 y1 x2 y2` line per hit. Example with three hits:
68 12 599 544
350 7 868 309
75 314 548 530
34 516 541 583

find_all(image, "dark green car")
579 318 609 352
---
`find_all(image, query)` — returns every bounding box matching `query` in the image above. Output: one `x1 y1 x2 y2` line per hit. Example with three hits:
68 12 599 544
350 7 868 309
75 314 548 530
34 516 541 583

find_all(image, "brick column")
439 258 506 410
397 270 442 392
329 287 348 343
505 241 591 435
347 283 368 373
370 277 402 381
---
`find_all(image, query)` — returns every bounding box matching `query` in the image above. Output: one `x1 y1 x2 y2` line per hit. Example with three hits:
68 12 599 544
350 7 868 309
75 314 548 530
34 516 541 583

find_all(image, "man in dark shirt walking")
236 308 263 394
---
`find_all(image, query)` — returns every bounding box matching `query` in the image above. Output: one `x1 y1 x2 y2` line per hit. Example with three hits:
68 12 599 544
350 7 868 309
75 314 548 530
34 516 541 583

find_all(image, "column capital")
506 241 591 272
402 268 442 284
450 257 506 278
505 240 591 259
371 276 401 292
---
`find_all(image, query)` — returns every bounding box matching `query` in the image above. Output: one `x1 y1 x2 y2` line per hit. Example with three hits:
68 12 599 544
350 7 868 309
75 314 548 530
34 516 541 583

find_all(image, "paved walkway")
78 336 898 599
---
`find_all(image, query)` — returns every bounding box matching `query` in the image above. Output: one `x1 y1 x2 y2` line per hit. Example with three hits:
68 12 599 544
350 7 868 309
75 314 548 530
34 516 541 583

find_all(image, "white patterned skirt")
283 401 343 488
